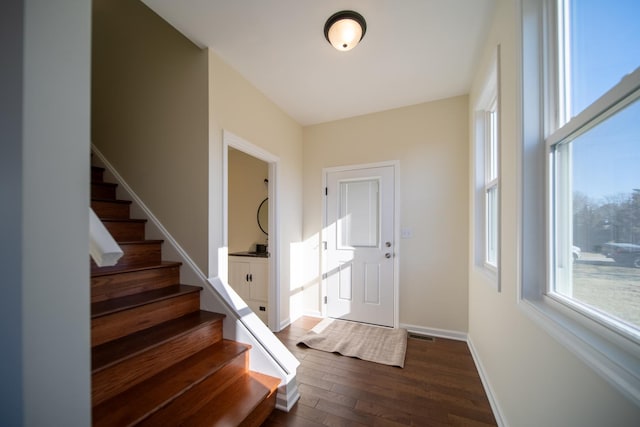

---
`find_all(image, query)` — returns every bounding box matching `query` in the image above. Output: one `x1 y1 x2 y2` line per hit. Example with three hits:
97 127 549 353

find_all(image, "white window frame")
474 45 501 290
485 99 499 269
520 0 640 405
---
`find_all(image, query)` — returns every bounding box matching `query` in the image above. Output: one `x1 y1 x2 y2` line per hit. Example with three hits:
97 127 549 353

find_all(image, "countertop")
229 251 269 258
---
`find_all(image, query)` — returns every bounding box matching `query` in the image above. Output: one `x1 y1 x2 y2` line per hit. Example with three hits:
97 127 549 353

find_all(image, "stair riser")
92 320 223 406
91 183 117 200
91 265 181 303
91 242 162 273
137 352 249 425
92 293 201 347
240 388 277 427
91 200 130 219
91 167 105 183
103 221 146 242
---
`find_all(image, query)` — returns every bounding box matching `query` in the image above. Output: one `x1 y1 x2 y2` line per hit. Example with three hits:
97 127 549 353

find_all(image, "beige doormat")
297 318 408 368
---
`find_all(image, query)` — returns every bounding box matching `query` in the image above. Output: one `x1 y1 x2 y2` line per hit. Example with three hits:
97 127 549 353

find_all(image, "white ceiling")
142 0 496 126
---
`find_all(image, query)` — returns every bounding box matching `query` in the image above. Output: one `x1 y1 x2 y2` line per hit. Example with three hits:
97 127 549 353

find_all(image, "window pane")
486 185 498 266
567 0 640 117
487 107 498 181
339 179 380 248
552 96 640 332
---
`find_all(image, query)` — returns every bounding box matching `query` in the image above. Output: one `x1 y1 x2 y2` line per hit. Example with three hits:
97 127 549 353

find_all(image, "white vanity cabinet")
228 255 268 324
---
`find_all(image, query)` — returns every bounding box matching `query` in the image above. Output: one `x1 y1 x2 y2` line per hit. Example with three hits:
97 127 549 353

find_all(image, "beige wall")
303 96 470 332
467 1 640 425
92 0 210 272
208 51 304 326
228 149 269 253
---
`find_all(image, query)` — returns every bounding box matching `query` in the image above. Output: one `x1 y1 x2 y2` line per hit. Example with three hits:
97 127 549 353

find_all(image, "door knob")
385 253 391 259
385 241 392 247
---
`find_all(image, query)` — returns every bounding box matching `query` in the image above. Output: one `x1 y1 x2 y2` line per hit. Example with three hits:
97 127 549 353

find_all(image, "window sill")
519 296 640 406
474 264 500 292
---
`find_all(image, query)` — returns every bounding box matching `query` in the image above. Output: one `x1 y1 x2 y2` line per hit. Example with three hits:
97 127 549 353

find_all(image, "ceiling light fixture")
324 10 367 52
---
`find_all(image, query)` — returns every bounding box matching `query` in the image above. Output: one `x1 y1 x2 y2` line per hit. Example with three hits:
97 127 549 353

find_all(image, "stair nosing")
91 284 202 318
92 311 225 374
90 261 182 277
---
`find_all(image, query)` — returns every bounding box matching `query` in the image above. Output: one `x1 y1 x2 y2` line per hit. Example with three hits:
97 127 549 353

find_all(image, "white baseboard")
278 317 292 332
467 336 507 427
400 322 468 342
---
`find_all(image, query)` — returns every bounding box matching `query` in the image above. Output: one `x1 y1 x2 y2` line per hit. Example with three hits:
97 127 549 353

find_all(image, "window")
521 0 640 404
474 46 500 287
485 99 499 268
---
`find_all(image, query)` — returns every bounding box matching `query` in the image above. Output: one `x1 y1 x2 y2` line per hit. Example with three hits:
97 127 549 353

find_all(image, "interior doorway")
223 130 279 331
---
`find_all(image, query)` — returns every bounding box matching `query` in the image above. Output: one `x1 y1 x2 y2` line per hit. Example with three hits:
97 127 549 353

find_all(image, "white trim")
89 208 123 267
400 322 467 342
222 130 281 332
546 68 640 148
467 336 507 427
322 160 401 329
279 317 293 331
473 45 502 292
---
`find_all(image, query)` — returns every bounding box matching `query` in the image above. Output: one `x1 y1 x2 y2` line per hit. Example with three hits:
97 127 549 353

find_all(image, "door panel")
325 165 395 327
364 263 380 304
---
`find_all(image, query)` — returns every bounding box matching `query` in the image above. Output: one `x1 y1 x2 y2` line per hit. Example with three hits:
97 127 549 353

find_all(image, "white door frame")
322 160 400 328
222 130 280 331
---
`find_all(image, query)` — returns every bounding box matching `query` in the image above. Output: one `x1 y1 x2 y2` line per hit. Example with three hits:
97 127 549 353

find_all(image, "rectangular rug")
297 318 408 368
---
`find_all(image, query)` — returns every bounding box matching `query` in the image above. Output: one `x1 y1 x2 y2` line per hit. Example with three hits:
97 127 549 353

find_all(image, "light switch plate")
401 227 413 239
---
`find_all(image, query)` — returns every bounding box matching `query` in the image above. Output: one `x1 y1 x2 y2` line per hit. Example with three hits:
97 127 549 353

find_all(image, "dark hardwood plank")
262 317 497 427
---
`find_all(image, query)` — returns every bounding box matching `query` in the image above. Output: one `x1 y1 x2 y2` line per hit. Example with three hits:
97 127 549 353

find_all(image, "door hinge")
325 187 328 196
324 296 327 304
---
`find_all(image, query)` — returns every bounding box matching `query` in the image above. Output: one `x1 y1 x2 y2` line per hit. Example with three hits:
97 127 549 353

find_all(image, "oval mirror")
257 197 268 235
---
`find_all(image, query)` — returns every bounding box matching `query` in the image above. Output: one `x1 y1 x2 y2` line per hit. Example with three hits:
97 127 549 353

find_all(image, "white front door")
324 164 396 327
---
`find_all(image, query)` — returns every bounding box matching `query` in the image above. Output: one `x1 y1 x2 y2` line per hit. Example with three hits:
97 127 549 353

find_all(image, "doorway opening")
223 130 279 331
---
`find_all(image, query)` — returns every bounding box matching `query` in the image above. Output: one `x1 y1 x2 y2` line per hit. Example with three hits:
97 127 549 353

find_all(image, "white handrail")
89 207 123 267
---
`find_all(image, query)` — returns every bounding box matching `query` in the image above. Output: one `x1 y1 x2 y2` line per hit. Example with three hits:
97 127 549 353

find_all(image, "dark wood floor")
262 317 497 427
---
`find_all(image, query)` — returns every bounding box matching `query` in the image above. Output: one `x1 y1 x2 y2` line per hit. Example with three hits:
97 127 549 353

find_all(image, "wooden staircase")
90 165 280 426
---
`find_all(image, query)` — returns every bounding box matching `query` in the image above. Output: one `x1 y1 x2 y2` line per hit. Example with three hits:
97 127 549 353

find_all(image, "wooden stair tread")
91 284 202 318
181 371 281 426
92 310 225 373
91 261 182 278
93 340 251 427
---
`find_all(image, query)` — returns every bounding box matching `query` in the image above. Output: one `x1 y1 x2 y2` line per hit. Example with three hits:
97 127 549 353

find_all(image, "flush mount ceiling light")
324 10 367 52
